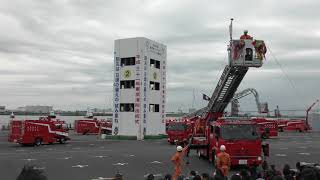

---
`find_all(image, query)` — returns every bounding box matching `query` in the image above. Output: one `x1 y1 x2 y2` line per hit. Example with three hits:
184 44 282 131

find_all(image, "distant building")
25 106 53 113
16 107 26 112
0 106 5 113
92 108 112 113
113 37 167 139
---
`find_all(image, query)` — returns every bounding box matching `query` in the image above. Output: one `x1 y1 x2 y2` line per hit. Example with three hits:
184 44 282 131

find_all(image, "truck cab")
193 119 268 167
167 120 194 145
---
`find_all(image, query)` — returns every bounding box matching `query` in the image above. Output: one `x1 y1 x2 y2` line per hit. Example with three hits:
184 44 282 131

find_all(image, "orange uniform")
240 34 253 40
216 151 231 177
171 146 189 180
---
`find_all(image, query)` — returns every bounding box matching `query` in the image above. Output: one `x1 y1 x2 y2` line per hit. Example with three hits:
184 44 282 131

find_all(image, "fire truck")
192 119 267 166
274 118 309 132
252 118 278 138
187 21 269 167
284 120 310 132
8 116 70 146
273 100 318 132
166 118 195 145
74 113 112 135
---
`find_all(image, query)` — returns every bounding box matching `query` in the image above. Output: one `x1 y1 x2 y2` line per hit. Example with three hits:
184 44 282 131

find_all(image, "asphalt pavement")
0 131 320 180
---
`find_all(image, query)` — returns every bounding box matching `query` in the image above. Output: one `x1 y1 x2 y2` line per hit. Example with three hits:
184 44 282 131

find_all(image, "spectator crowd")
17 161 320 180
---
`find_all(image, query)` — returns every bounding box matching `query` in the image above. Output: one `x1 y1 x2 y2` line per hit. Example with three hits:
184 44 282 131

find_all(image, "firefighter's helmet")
220 145 226 151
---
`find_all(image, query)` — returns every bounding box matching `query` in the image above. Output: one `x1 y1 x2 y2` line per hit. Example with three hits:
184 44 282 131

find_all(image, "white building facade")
113 37 167 139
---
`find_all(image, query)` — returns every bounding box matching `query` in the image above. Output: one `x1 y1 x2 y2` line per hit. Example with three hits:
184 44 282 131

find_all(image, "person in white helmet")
216 145 231 178
240 30 253 40
171 145 189 180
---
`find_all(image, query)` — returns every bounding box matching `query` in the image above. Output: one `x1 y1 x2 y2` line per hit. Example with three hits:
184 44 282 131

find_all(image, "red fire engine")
272 100 318 132
8 117 70 146
166 118 194 145
284 120 310 132
192 119 267 166
252 118 278 138
74 113 112 135
186 22 269 167
273 118 309 132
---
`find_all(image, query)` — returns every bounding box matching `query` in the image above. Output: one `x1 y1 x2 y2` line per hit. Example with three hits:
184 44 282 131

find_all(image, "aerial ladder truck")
188 20 269 167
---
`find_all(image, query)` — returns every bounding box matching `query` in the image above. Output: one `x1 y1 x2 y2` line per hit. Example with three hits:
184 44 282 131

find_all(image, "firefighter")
171 145 189 180
216 145 231 178
240 30 253 40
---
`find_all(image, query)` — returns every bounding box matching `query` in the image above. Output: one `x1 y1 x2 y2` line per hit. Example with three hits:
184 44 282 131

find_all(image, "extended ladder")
202 65 248 119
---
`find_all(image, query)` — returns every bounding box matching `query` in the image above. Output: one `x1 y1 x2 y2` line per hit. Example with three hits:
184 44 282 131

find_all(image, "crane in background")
231 88 269 116
306 99 319 126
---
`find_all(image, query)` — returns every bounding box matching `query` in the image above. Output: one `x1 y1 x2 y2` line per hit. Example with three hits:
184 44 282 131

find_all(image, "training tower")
113 37 167 139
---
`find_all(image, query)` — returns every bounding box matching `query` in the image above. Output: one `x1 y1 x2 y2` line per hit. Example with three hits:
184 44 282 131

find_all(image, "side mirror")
262 143 269 157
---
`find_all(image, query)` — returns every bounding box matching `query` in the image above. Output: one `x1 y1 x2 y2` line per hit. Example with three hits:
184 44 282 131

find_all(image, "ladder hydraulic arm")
201 65 248 120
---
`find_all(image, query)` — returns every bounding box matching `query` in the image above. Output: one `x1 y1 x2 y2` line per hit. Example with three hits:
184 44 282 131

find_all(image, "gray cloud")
0 0 319 113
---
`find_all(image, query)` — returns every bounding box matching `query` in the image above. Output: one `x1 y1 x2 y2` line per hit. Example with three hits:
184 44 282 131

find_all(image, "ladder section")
205 65 248 117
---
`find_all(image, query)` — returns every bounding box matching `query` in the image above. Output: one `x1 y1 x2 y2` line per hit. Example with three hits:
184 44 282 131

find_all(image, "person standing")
171 145 189 180
216 145 231 178
240 30 253 40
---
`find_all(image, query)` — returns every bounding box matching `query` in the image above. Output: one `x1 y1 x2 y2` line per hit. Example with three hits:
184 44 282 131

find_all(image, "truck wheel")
170 141 174 145
59 138 66 144
298 129 303 133
35 138 42 146
279 128 284 132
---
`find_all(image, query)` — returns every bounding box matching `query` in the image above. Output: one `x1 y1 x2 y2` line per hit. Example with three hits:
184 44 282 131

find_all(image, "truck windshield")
167 123 187 131
221 124 259 140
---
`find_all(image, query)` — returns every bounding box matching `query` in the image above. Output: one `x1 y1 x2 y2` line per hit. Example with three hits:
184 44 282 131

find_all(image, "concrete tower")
113 37 167 139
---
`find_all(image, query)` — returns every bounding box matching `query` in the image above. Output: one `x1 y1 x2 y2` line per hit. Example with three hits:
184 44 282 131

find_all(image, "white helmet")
177 146 183 152
220 145 226 151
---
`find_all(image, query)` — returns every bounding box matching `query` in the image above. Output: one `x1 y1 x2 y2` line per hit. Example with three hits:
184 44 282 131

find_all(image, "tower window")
121 57 135 66
120 103 134 112
150 59 160 69
150 81 160 90
120 80 135 89
149 104 160 112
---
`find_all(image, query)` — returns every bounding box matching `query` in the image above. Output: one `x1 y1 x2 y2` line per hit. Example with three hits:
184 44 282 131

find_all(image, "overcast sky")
0 0 319 114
